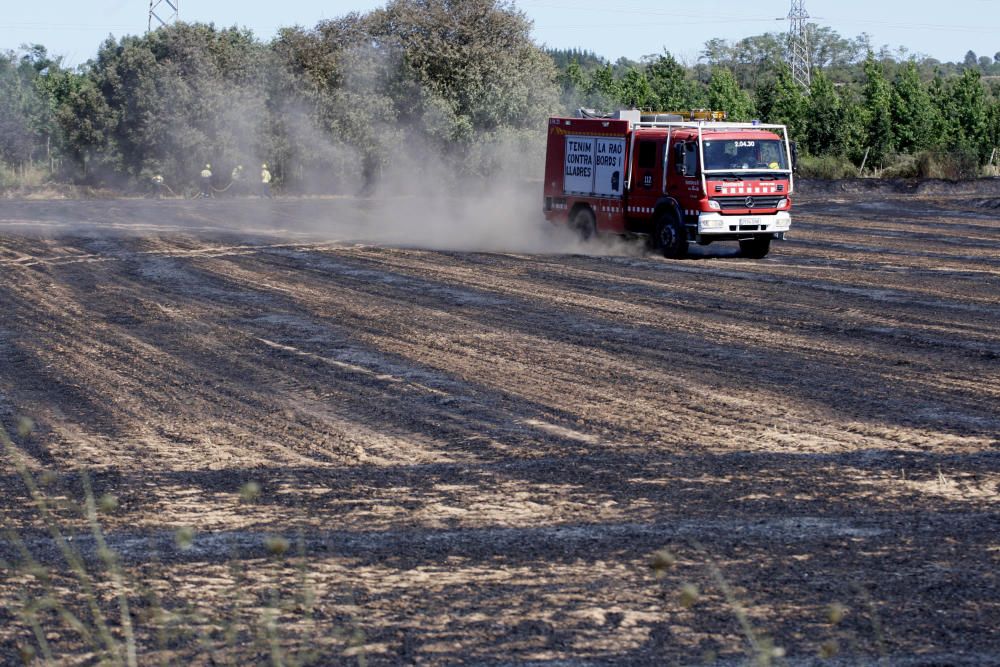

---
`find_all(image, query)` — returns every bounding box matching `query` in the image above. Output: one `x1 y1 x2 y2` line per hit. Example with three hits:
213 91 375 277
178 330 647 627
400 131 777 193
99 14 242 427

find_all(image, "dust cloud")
219 41 645 257
316 133 643 257
2 61 646 259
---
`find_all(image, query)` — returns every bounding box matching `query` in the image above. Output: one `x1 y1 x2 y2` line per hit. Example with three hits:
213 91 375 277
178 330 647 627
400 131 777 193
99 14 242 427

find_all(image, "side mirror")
790 141 798 173
674 144 686 175
684 142 699 177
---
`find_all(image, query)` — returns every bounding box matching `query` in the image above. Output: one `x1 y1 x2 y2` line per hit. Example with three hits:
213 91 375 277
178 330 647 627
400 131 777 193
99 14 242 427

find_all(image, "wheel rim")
659 223 677 249
575 210 595 240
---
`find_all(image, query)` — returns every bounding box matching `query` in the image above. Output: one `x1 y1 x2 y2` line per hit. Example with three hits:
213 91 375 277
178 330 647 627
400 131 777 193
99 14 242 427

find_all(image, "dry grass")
1 420 365 667
5 413 897 666
648 542 891 666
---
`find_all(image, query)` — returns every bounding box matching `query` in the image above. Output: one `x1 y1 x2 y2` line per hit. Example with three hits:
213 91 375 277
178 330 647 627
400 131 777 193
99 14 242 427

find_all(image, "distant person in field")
231 164 244 196
151 174 164 199
199 164 213 198
260 163 272 198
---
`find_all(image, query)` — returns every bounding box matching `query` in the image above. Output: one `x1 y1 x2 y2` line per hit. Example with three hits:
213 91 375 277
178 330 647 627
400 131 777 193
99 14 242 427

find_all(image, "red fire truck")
543 110 795 258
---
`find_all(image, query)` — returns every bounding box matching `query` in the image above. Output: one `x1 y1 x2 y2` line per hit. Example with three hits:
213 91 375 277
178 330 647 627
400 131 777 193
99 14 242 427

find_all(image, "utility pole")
148 0 178 32
787 0 811 89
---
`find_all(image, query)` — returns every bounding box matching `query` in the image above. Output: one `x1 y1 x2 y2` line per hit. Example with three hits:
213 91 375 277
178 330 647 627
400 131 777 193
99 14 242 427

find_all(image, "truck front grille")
715 195 783 211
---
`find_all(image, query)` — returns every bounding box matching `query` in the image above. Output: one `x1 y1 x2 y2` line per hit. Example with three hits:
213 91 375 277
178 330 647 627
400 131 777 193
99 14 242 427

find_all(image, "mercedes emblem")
745 196 755 209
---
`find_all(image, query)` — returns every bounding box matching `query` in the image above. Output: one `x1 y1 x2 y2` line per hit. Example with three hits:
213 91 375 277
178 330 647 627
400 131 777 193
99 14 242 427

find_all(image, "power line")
0 23 137 29
533 18 781 31
520 0 776 21
822 15 1000 34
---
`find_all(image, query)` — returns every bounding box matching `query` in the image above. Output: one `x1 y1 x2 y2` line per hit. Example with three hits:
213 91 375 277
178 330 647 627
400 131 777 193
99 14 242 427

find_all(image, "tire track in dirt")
217 243 982 452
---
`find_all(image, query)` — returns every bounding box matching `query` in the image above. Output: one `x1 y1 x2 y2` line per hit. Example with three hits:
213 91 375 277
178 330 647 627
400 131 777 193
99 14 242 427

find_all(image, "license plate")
739 217 762 225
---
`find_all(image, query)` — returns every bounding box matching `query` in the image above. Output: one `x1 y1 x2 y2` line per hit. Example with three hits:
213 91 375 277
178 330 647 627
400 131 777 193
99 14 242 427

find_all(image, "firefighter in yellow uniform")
199 164 213 198
260 163 272 198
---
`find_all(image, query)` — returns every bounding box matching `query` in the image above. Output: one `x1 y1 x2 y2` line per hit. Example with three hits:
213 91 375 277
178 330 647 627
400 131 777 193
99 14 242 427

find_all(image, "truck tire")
739 237 772 259
570 207 597 241
653 212 688 259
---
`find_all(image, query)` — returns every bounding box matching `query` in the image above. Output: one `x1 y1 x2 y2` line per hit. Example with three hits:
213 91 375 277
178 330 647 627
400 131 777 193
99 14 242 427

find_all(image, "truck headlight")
776 198 788 209
707 199 721 211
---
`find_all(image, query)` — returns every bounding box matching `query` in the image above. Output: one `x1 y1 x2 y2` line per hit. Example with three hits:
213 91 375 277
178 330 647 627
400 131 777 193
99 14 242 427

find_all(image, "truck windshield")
702 139 788 171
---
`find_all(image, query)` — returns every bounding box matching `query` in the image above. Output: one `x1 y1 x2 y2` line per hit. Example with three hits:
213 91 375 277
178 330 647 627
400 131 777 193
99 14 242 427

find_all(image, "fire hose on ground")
151 178 242 199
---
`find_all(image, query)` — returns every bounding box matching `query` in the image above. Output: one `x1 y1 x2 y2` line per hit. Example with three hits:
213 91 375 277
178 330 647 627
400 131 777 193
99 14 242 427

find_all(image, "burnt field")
0 190 998 665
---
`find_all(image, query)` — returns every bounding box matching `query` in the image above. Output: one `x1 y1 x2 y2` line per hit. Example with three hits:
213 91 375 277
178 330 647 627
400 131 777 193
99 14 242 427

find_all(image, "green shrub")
796 154 856 179
879 153 919 179
915 149 980 179
0 162 50 189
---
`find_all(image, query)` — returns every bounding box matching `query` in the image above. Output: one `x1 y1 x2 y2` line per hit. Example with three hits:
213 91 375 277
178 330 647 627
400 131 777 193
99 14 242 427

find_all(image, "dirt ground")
0 188 997 665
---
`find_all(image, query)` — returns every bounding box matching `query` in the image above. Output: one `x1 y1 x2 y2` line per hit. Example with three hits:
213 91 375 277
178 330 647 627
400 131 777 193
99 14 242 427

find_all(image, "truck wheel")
571 207 597 241
653 213 688 259
739 237 772 258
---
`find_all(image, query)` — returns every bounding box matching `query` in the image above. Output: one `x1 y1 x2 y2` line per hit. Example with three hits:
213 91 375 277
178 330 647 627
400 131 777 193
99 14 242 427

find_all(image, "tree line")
0 0 558 193
552 29 1000 178
2 1 1000 193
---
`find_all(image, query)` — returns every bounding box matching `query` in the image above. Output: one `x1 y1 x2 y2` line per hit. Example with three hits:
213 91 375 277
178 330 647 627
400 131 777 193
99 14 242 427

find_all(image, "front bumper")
697 211 791 237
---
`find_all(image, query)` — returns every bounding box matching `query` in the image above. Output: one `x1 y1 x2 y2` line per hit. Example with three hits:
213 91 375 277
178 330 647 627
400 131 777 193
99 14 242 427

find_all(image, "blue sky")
3 0 1000 67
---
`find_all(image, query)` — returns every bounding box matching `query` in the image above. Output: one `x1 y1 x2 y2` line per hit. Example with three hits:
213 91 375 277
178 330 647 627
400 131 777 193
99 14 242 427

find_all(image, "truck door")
628 138 663 219
666 141 702 222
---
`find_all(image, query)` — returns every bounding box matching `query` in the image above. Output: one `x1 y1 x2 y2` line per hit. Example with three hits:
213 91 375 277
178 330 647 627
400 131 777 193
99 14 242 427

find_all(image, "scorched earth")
0 187 998 665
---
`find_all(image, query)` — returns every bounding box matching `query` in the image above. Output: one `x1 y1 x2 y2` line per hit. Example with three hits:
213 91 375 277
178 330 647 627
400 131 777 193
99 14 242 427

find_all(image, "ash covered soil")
0 190 998 665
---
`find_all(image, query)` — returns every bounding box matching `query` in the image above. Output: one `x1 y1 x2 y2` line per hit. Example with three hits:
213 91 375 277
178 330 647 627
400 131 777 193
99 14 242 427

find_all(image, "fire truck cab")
543 110 795 258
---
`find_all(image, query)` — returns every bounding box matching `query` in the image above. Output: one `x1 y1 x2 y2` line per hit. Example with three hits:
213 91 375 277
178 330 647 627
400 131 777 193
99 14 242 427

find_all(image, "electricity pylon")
148 0 178 31
787 0 811 89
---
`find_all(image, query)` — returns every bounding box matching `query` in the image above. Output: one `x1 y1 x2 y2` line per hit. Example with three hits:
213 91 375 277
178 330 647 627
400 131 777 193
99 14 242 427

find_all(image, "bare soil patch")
1 190 998 665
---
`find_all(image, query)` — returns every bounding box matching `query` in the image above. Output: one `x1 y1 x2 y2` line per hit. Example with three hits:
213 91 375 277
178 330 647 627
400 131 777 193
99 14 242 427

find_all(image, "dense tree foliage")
802 71 846 157
2 0 558 191
548 27 1000 177
754 65 806 141
891 62 937 154
861 57 895 164
4 17 1000 189
706 68 753 122
0 47 61 170
645 52 699 111
82 24 274 185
